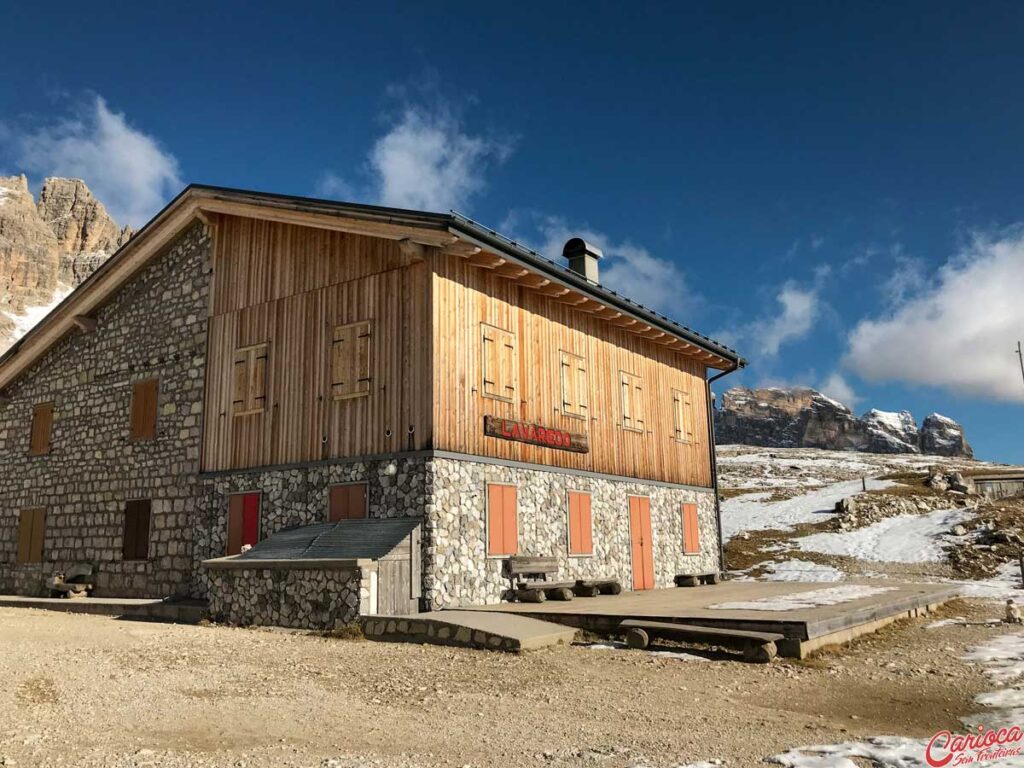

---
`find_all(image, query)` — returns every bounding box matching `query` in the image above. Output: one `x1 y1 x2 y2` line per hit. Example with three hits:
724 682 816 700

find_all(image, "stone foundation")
206 563 371 629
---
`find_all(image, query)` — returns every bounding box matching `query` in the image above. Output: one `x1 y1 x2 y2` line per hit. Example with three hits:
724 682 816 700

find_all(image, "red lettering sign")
483 416 589 454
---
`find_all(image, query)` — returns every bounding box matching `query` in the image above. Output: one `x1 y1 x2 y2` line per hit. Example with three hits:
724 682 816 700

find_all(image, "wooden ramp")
361 610 577 652
462 580 959 658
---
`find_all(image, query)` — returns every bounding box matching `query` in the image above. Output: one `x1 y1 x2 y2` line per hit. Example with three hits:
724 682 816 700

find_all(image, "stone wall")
192 457 430 598
0 223 210 597
205 563 369 629
426 456 718 609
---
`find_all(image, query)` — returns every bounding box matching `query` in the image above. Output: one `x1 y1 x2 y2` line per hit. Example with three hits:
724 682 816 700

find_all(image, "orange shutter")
568 491 593 555
487 484 518 556
683 503 700 554
329 484 367 521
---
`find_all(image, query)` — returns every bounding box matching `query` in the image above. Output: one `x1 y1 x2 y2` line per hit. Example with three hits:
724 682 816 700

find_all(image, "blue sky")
2 2 1022 461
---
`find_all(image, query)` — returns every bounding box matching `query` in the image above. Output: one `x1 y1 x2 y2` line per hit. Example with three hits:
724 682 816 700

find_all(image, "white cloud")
13 96 181 227
819 372 860 409
524 215 694 315
320 103 511 213
726 281 821 359
844 230 1024 403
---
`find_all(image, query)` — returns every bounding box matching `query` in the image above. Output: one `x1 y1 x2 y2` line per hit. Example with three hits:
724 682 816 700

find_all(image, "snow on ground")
754 559 846 582
950 561 1024 600
795 508 970 563
585 642 708 661
769 736 929 767
721 478 895 542
710 585 896 612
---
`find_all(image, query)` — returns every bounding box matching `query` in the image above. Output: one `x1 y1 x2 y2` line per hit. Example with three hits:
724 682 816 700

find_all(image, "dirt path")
0 601 1013 768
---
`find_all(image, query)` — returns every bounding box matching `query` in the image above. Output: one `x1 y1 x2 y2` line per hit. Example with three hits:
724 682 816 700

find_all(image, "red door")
629 496 655 590
227 493 261 555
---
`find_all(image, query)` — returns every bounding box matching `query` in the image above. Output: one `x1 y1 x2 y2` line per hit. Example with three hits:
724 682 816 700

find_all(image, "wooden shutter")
559 351 588 418
17 509 45 564
29 403 54 455
487 484 518 556
329 483 368 521
331 321 372 400
683 503 700 554
620 372 644 432
232 344 269 415
672 389 695 443
568 491 593 555
123 500 152 560
481 324 515 402
130 379 159 440
227 492 261 554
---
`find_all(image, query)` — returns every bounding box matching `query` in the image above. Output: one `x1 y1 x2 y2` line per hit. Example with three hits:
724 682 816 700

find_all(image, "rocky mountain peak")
0 175 131 354
715 386 973 457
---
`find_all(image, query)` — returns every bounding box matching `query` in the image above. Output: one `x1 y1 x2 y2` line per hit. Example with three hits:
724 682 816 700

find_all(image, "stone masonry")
195 452 719 613
206 563 369 630
0 223 210 597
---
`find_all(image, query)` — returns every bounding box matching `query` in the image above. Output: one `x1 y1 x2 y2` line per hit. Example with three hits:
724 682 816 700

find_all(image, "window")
559 351 588 419
567 491 593 556
682 503 701 554
619 372 645 433
29 402 54 456
331 320 372 400
226 492 261 555
130 379 159 440
123 500 152 561
329 483 367 521
16 508 45 564
481 323 516 402
671 388 695 443
232 343 269 415
486 484 518 556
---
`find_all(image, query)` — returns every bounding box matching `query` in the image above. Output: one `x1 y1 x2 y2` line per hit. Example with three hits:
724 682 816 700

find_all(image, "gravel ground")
0 600 1013 768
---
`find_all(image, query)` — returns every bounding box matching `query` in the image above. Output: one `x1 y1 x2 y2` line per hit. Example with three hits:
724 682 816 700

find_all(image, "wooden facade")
200 212 716 486
202 216 432 471
430 257 712 486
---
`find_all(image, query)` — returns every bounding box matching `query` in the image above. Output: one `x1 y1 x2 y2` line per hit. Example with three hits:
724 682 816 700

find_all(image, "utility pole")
1017 341 1024 389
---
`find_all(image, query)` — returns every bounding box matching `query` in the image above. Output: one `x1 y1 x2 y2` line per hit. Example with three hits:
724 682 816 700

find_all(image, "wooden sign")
483 415 589 454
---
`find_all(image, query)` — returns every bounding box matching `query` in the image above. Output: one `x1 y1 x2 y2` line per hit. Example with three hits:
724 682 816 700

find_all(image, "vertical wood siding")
202 216 432 472
431 257 713 486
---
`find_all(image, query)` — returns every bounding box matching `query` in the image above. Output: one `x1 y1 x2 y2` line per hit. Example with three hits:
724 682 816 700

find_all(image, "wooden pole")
1018 548 1024 589
1017 342 1024 390
862 476 867 492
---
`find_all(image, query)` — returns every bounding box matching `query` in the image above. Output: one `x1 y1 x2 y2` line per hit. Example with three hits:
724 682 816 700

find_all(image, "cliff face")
714 386 973 458
0 175 131 354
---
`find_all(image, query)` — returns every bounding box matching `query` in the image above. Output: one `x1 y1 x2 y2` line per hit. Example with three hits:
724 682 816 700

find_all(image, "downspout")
706 363 741 576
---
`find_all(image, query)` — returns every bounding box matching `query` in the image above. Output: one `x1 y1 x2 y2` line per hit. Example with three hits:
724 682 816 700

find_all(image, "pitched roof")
0 184 744 390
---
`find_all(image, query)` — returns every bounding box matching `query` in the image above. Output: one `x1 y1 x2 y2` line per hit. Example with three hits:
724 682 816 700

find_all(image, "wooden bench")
674 572 722 587
48 563 96 599
504 556 575 602
619 619 782 663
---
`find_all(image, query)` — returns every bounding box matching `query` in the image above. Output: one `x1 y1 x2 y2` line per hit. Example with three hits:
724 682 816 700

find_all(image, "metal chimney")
562 238 603 284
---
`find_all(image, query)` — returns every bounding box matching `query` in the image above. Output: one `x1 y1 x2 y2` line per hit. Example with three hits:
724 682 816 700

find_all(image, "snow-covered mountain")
714 386 973 457
0 174 131 355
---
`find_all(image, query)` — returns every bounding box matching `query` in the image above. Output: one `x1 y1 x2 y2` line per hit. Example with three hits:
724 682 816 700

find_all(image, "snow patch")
721 478 895 542
710 585 896 612
756 559 845 583
0 287 72 349
585 642 708 662
951 561 1024 600
768 736 928 767
795 508 970 563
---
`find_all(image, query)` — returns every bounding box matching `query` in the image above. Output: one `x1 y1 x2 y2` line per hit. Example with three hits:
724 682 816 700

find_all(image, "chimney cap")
562 237 603 261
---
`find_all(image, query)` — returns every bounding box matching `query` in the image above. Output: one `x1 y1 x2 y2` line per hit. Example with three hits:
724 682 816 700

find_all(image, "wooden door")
227 492 261 555
629 496 655 590
487 484 518 556
329 483 368 521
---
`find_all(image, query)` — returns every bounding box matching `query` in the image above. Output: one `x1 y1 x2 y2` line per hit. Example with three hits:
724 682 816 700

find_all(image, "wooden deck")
461 580 958 658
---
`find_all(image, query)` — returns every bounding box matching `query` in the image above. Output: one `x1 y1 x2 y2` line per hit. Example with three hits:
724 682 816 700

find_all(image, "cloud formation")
13 96 182 227
720 281 821 360
819 371 861 409
520 214 695 316
319 103 511 213
844 230 1024 403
